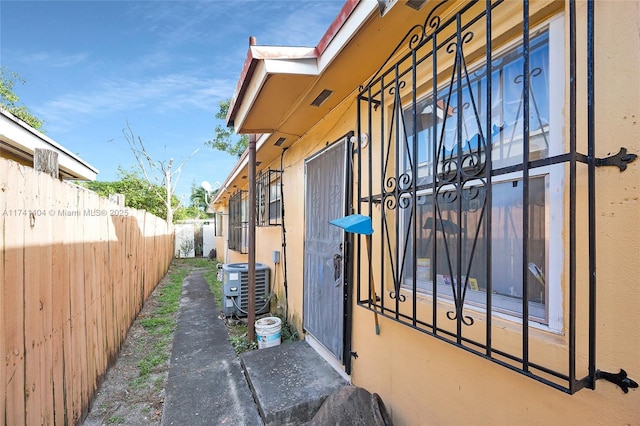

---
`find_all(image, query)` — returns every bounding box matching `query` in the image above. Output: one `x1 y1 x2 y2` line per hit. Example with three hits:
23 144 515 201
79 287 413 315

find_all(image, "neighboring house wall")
0 109 98 181
174 223 195 257
1 148 31 167
217 1 639 423
0 158 174 424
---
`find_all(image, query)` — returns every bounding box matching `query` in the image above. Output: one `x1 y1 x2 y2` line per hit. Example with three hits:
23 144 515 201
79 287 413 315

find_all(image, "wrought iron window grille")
228 189 248 253
256 168 283 227
354 0 637 394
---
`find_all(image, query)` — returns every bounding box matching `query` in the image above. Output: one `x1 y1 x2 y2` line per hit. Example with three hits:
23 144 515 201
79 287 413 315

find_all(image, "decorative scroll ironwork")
362 0 450 91
353 0 635 396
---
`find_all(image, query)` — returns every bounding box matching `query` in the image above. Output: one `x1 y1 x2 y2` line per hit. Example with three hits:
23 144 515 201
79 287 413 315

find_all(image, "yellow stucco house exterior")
212 1 639 424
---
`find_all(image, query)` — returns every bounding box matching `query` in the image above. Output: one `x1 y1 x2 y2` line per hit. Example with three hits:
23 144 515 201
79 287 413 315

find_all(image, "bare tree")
122 122 198 227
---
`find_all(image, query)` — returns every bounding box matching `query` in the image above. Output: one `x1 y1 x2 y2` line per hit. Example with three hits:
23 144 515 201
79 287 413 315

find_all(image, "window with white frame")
214 212 224 236
400 18 564 330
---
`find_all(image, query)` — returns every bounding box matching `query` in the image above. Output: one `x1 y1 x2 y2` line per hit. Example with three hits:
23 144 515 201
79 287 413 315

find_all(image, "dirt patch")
82 266 181 426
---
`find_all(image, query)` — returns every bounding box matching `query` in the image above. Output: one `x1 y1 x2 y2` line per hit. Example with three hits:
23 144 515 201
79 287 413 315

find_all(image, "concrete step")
240 340 348 425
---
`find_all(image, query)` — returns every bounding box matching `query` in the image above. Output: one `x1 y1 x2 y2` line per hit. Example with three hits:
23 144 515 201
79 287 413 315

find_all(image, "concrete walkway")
162 269 262 425
162 269 347 425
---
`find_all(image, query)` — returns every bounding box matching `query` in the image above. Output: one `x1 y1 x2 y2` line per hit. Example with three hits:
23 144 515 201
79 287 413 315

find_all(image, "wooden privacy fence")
0 158 174 425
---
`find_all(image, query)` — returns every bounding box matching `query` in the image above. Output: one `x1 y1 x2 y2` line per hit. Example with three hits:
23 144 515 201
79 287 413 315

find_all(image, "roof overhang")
226 0 435 141
217 0 443 206
0 109 98 181
226 0 374 136
211 133 268 207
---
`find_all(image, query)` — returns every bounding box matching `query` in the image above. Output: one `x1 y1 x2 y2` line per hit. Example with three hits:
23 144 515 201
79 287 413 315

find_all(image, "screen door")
303 138 348 360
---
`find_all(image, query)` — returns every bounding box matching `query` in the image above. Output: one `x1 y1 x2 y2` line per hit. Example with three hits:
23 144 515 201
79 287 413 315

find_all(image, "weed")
153 376 165 391
140 316 173 332
130 376 146 389
201 261 301 353
107 415 125 424
229 330 258 354
276 315 299 342
203 263 222 306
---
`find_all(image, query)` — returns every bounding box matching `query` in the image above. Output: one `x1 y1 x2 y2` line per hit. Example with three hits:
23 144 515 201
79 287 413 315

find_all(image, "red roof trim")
226 0 359 127
315 0 359 56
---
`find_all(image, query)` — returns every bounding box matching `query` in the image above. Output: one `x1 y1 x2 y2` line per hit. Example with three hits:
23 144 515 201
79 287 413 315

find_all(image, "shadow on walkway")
162 270 262 425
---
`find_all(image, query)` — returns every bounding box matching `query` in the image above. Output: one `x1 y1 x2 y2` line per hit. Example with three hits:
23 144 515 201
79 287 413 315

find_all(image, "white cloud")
34 73 234 130
21 51 91 68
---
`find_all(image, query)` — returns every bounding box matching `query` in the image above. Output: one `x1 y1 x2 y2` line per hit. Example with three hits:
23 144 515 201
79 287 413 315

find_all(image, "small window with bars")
228 190 248 253
256 169 282 226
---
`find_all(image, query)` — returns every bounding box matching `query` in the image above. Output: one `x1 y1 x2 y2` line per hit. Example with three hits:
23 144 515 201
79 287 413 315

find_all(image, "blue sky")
1 0 345 200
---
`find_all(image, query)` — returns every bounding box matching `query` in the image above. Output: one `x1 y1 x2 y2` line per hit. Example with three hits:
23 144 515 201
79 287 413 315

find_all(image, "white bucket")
255 317 282 349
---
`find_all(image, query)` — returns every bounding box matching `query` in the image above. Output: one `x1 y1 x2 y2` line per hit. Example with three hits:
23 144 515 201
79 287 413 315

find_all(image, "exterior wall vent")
311 89 333 107
406 0 427 11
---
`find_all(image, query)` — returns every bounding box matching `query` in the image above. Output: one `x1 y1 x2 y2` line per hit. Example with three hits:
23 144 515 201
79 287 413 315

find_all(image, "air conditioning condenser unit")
221 263 270 317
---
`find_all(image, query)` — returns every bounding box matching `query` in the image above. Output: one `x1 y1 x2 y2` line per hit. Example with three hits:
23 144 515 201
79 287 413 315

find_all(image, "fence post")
34 148 59 179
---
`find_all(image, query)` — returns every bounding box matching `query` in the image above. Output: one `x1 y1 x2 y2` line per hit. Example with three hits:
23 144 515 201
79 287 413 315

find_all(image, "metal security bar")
256 169 282 227
355 0 636 394
229 189 248 253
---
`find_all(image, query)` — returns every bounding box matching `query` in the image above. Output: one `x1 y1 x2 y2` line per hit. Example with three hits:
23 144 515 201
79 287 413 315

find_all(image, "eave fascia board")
231 59 268 131
250 45 317 60
316 0 378 71
0 109 98 180
263 57 319 75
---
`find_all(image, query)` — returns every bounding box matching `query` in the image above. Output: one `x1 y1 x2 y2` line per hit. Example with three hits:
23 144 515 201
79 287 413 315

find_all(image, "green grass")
137 340 168 376
130 262 188 388
204 269 222 306
176 257 213 268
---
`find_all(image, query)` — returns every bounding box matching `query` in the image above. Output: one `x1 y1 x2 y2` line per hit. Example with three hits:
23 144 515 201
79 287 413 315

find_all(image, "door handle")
333 253 342 281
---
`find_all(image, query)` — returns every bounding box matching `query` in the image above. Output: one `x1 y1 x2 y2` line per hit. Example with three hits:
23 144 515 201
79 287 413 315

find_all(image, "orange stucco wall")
347 2 639 424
